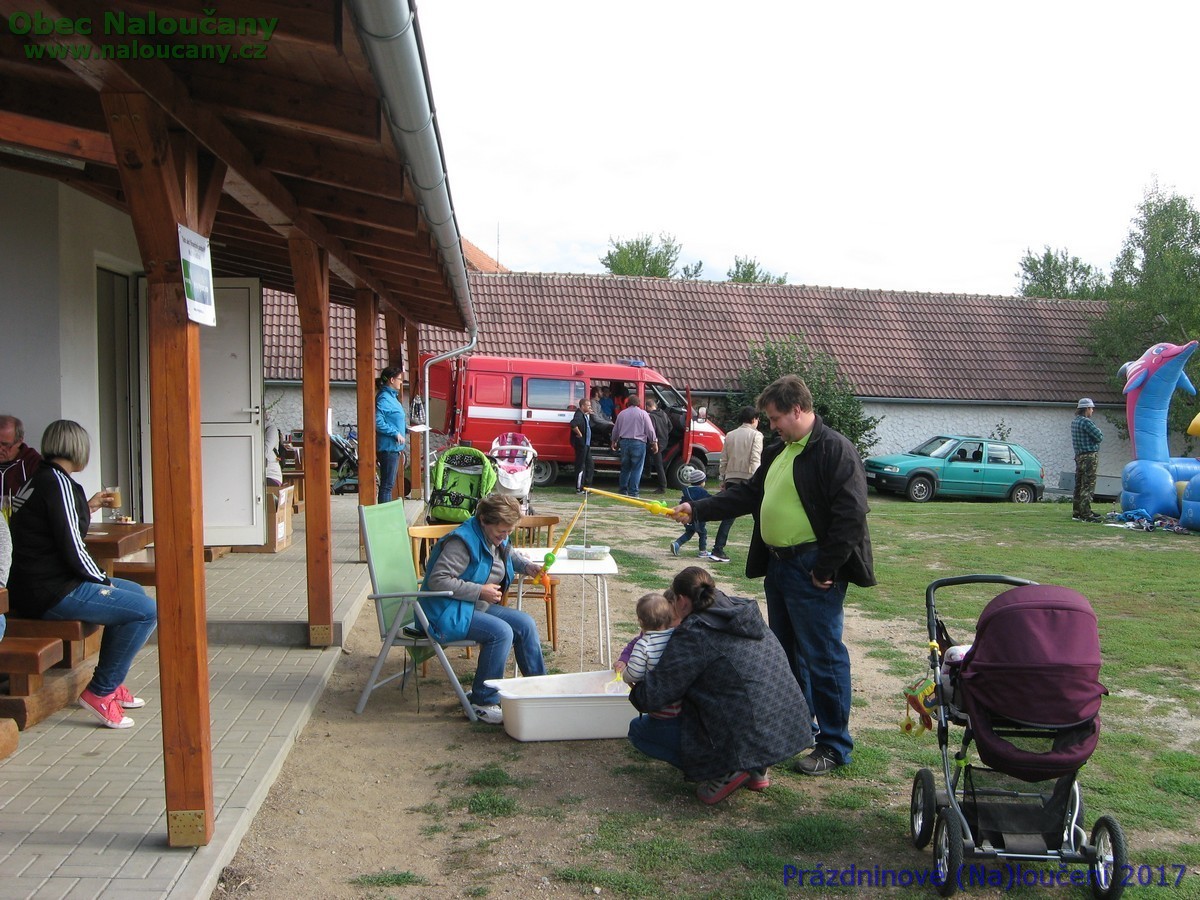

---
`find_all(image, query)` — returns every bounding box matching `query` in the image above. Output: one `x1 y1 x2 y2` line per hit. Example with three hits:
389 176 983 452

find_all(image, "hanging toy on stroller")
909 575 1128 899
489 432 537 515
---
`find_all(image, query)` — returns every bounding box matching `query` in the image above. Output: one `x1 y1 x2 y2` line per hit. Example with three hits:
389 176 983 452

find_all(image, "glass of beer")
105 486 122 512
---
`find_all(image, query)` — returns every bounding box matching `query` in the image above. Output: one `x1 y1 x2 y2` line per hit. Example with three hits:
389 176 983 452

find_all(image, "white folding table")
513 547 618 669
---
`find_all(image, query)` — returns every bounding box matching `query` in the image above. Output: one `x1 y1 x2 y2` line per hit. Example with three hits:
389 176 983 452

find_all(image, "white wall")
862 401 1133 493
265 384 361 439
0 170 141 498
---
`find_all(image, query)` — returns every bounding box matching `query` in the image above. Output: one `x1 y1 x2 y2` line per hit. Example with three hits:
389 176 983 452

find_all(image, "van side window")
475 373 508 406
510 377 522 408
527 378 585 410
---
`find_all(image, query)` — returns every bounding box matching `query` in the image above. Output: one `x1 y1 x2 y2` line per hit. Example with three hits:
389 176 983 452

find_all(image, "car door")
938 440 984 496
981 442 1022 497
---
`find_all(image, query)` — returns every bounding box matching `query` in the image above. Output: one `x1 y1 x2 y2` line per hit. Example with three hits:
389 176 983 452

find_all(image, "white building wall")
0 170 141 498
266 384 361 439
862 401 1133 494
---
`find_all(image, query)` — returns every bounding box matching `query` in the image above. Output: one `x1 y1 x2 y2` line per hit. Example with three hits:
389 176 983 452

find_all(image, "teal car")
864 435 1045 503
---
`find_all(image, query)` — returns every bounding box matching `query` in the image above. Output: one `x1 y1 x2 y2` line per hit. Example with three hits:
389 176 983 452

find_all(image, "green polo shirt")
759 437 815 548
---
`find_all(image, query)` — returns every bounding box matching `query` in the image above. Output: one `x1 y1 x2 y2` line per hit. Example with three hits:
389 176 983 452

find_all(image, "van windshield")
649 383 685 410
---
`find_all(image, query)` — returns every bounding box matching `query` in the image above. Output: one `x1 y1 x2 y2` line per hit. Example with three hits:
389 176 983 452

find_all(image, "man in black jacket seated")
672 375 874 776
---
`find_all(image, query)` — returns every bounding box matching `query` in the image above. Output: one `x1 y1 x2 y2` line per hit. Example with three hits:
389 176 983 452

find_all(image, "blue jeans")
710 517 736 554
618 439 647 496
763 548 853 765
674 521 707 552
45 577 158 697
628 713 682 769
465 603 546 706
378 450 401 504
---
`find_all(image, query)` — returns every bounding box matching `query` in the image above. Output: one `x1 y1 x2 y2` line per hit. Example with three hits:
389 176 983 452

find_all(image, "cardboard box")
234 484 293 553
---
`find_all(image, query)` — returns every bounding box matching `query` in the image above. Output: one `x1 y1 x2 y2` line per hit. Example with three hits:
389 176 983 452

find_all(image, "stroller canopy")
959 584 1106 781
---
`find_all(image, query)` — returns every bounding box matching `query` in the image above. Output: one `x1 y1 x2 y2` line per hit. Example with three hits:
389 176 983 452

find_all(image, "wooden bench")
5 618 103 668
109 548 156 586
0 636 64 696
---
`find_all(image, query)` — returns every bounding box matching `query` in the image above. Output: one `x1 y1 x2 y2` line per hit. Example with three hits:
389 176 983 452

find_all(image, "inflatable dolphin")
1119 340 1200 523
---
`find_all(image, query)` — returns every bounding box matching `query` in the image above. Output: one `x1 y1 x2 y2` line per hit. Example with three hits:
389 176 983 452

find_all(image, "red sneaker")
79 689 134 729
696 771 749 805
746 768 771 791
113 685 146 709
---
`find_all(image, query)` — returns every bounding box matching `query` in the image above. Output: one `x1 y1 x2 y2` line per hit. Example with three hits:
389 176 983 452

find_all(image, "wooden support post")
355 289 378 559
291 238 334 646
406 319 424 501
101 93 219 847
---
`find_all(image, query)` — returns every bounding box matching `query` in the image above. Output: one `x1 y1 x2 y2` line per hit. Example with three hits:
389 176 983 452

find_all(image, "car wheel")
531 460 558 487
1010 483 1036 503
906 475 934 503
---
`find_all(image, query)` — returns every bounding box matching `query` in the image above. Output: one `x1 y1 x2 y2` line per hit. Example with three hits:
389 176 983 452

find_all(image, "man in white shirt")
708 407 763 563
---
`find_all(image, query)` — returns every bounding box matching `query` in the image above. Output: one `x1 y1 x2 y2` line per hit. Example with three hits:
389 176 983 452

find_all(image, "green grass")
440 489 1200 895
349 870 428 887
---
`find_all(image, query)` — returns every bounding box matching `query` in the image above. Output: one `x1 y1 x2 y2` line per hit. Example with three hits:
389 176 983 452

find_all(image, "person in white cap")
1071 399 1104 522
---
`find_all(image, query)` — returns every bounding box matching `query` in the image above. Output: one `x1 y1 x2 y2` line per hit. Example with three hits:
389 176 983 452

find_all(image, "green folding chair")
354 499 478 720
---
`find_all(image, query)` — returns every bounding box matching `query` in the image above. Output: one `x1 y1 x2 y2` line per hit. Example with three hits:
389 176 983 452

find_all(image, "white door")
139 278 265 545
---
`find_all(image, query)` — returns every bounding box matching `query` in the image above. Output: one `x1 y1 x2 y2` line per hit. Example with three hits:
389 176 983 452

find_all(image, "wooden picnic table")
84 522 155 575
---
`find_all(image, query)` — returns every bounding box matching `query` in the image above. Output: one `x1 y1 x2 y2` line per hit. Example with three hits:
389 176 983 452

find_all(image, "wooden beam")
355 289 378 516
240 125 404 199
290 237 333 647
100 92 214 848
284 179 418 235
406 319 423 500
383 309 405 370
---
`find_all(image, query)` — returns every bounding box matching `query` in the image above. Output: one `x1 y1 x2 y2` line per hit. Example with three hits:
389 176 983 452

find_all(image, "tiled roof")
418 274 1118 404
462 238 510 273
263 289 389 382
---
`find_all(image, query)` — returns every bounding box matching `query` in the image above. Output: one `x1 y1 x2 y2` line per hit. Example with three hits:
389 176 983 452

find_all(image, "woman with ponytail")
626 566 812 805
375 366 407 503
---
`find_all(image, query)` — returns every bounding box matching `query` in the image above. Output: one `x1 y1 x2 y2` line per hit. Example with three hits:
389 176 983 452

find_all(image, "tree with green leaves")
727 255 787 284
1016 246 1107 299
600 233 703 279
728 335 881 458
1088 185 1200 446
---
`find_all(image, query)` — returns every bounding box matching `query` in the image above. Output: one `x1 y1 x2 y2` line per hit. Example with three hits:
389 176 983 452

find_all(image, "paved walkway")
0 496 379 900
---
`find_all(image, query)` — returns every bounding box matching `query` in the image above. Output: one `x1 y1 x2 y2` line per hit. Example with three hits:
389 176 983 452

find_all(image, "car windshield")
910 436 957 459
649 383 686 410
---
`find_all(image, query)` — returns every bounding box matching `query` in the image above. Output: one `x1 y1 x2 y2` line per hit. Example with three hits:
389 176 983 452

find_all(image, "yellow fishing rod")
583 486 678 519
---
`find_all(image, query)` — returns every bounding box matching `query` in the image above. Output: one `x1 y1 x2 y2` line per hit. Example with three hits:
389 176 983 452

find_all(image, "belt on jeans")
767 541 818 560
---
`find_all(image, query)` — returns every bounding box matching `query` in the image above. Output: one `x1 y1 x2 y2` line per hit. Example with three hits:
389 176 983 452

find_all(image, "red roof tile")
263 289 389 382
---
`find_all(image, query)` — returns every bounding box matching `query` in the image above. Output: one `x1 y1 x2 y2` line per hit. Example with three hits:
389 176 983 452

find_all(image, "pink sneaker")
78 689 134 729
113 685 146 709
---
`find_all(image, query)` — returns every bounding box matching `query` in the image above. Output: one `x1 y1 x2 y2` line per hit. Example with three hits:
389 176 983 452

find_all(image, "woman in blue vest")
374 366 407 503
420 494 547 724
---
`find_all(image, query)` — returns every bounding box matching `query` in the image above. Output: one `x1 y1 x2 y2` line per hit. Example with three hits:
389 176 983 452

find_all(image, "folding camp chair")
355 499 479 721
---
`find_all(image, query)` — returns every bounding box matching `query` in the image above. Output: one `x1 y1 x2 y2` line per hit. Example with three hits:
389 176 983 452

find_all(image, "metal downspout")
346 0 479 501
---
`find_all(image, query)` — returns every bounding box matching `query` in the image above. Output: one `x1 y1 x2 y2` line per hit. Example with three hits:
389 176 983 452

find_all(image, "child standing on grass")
670 466 710 559
620 592 681 719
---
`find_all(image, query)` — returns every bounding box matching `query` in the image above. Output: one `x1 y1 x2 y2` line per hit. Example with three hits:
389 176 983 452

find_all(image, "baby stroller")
428 445 498 524
910 575 1127 899
489 432 537 514
330 427 359 495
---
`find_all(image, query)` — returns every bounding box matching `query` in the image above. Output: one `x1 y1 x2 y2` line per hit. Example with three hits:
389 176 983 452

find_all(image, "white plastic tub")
483 670 633 741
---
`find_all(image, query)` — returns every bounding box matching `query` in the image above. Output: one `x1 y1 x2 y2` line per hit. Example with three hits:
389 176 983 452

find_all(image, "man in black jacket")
569 399 593 494
644 397 671 494
673 375 874 776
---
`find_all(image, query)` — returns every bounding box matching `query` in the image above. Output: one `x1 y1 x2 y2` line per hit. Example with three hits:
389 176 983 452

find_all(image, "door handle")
241 406 261 414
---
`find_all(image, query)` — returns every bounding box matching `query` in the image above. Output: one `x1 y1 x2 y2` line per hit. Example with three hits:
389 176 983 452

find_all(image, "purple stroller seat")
958 584 1107 782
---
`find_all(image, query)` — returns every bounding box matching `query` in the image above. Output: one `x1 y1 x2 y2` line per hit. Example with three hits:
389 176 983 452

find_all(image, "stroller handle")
924 574 1037 646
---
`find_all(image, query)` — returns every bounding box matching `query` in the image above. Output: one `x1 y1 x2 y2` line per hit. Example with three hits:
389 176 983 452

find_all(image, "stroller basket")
963 765 1076 855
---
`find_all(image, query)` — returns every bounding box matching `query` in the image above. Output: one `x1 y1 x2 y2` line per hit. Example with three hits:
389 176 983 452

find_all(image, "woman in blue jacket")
374 366 407 503
420 494 546 724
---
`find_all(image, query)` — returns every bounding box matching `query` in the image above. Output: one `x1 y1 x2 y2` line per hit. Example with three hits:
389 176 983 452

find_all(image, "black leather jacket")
691 415 875 587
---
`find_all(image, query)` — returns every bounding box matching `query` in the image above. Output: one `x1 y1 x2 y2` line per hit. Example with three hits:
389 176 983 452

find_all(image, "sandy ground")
209 498 964 899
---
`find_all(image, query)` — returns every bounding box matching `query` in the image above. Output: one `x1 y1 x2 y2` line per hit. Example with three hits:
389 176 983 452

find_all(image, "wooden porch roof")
0 0 468 330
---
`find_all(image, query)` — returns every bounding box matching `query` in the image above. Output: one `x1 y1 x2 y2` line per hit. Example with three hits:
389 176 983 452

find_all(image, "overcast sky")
417 1 1200 297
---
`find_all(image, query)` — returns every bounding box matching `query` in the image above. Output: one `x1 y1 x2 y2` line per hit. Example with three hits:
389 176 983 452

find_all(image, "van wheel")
531 460 558 487
668 455 702 490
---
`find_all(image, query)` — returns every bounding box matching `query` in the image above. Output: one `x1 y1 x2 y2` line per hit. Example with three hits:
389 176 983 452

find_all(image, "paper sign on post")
178 224 216 327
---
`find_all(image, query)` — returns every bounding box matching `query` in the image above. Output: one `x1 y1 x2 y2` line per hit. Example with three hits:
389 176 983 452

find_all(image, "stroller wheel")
933 808 962 898
910 768 938 849
1088 815 1128 900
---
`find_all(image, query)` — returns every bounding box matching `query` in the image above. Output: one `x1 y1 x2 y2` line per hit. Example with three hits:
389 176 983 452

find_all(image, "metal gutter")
346 0 480 500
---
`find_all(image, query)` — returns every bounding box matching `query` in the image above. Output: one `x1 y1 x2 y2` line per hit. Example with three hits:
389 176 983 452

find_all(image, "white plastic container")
483 670 633 741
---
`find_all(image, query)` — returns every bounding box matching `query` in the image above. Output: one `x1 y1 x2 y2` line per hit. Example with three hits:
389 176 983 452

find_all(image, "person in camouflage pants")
1071 399 1103 521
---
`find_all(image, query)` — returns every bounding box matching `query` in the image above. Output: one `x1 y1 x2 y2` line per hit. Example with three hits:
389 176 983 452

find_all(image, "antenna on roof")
495 222 501 271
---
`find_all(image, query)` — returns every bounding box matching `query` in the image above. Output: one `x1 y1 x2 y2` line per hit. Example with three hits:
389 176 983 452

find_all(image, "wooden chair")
509 514 561 650
355 500 478 719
